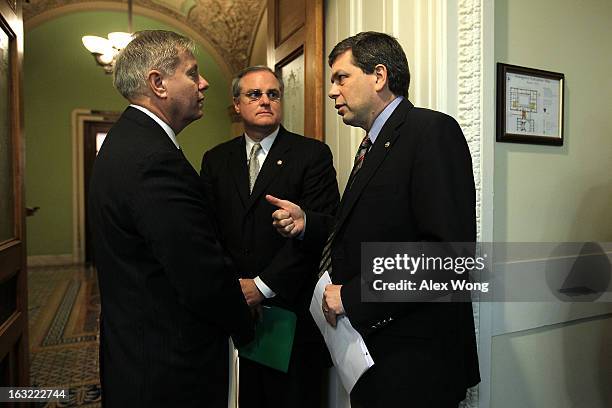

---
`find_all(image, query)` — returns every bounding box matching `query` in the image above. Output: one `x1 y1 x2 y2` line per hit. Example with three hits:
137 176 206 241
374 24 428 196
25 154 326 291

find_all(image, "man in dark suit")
268 31 480 407
200 66 339 408
88 30 254 407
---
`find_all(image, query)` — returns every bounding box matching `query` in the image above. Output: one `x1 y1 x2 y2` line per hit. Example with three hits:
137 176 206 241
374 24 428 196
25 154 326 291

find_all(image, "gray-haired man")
89 30 254 407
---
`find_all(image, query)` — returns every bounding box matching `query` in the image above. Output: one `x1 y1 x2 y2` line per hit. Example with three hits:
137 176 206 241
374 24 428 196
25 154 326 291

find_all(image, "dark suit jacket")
200 126 339 347
88 107 253 408
307 99 480 404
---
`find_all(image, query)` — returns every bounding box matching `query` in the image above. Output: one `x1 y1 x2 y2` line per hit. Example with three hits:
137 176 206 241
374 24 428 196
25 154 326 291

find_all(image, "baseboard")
27 254 77 267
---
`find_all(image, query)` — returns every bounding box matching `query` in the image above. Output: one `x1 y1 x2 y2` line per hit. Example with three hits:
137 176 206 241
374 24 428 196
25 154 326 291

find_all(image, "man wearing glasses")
200 66 339 408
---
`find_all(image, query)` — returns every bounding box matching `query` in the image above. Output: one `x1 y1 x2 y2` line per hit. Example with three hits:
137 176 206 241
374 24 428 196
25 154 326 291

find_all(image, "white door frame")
71 109 119 264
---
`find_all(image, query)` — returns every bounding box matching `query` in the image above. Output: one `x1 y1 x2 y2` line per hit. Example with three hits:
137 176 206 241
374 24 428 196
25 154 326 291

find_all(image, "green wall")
25 11 232 256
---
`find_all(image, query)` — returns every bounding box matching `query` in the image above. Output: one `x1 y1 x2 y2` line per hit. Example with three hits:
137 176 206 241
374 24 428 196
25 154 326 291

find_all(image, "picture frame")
496 63 564 145
277 49 305 136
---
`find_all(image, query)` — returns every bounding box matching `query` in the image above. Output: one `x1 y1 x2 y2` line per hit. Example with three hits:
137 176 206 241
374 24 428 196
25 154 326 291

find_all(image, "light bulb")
108 32 133 50
98 52 115 65
82 35 113 54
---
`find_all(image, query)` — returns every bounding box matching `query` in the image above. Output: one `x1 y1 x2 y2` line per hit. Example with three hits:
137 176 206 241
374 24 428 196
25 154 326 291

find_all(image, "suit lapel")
228 137 250 209
246 127 291 211
336 99 413 231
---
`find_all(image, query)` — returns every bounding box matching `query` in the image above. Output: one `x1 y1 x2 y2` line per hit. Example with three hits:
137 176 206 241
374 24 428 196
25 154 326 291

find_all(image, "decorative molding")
457 0 482 241
23 0 265 74
456 1 488 408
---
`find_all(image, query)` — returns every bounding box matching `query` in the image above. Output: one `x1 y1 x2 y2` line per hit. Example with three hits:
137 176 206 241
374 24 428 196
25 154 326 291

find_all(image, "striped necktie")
350 135 372 179
248 142 262 193
347 135 372 189
318 229 336 277
319 135 373 276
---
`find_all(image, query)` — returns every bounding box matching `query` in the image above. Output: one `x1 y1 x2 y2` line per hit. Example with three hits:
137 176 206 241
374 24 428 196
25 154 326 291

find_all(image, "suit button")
244 249 250 256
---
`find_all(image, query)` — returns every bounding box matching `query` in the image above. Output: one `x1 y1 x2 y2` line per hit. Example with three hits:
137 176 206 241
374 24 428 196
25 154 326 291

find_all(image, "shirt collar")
367 96 404 144
130 104 179 149
244 126 280 156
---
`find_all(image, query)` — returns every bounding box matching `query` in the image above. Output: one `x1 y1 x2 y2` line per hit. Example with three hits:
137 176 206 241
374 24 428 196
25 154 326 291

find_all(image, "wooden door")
0 0 28 391
267 0 324 141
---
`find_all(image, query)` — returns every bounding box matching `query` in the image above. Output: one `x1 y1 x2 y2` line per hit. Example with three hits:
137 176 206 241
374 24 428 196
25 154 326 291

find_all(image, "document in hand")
238 305 297 373
309 271 375 393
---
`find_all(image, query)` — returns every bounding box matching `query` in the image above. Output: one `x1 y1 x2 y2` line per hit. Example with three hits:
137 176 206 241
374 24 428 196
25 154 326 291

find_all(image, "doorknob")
26 206 40 217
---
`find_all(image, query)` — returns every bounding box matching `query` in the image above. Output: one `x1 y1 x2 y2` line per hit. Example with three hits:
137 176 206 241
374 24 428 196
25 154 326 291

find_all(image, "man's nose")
328 83 339 99
199 75 209 90
259 93 271 105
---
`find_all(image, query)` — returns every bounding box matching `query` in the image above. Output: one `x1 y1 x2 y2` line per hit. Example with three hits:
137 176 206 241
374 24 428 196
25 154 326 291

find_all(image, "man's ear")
147 70 167 98
233 98 241 114
373 64 388 92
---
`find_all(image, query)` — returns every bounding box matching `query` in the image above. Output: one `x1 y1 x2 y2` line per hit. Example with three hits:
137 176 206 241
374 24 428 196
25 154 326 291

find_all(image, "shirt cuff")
254 276 276 298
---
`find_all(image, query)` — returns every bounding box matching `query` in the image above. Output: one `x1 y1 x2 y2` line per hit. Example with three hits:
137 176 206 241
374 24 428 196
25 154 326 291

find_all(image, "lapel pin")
384 141 391 148
277 160 283 166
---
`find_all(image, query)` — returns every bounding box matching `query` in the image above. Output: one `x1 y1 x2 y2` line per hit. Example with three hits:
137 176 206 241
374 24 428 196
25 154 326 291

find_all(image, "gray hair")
231 65 284 98
113 30 196 100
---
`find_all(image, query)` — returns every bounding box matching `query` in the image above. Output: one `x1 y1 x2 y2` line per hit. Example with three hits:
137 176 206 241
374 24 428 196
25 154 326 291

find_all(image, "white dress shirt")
244 127 279 172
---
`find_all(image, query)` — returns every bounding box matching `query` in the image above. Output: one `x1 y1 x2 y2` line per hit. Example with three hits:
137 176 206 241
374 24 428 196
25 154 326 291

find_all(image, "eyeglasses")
240 89 282 102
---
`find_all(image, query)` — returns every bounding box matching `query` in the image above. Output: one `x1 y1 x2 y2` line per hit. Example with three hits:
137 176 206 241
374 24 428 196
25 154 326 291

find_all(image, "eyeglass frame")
237 89 283 103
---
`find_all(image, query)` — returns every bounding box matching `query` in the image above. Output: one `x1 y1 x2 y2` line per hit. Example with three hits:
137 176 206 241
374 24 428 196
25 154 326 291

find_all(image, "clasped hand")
239 278 264 306
322 284 344 327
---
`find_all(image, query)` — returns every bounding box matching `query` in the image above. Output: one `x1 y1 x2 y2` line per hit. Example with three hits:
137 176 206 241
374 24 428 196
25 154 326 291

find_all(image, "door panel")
268 0 324 141
0 12 13 243
0 0 28 388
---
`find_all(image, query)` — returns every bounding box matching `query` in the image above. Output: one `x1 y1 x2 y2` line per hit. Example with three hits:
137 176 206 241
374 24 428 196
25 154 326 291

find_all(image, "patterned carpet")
28 264 102 407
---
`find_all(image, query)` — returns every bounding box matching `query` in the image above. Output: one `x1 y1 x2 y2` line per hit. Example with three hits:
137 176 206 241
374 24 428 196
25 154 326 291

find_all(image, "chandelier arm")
128 0 133 34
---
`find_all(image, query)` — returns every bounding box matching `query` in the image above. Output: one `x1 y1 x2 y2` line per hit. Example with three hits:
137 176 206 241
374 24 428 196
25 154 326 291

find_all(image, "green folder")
238 305 297 373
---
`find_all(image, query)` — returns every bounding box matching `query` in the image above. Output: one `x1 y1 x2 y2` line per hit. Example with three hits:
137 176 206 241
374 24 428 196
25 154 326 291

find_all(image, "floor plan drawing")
505 72 561 137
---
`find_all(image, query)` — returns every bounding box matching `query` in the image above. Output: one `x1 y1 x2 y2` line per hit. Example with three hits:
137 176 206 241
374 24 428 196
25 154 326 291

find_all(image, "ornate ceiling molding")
23 0 266 74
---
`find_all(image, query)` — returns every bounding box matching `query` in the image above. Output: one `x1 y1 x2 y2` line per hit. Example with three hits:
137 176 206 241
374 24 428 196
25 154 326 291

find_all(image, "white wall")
491 315 612 407
494 0 612 243
491 0 612 406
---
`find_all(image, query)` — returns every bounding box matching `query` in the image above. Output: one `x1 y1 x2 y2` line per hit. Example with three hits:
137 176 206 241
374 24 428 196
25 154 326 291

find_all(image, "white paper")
309 271 375 393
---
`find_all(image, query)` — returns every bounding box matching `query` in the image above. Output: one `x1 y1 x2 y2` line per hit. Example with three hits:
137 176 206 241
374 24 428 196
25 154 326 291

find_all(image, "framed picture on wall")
496 63 564 146
278 49 305 136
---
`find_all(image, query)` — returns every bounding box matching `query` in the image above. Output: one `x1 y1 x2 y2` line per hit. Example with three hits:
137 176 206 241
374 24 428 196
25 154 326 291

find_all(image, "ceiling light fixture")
82 0 134 74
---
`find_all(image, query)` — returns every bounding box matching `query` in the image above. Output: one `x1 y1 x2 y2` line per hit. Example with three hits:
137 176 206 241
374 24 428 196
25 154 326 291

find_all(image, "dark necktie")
350 135 372 179
318 135 373 276
318 229 336 277
347 135 372 189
